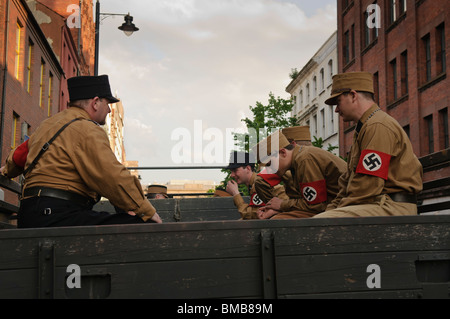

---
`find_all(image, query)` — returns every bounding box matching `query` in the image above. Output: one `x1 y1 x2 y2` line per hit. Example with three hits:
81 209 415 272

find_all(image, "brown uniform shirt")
254 171 292 204
4 107 156 222
327 104 423 210
282 145 347 214
233 172 270 219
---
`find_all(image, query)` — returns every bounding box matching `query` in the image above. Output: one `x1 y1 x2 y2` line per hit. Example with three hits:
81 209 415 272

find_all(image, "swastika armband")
300 180 327 205
249 193 265 207
356 149 391 180
257 170 282 187
13 139 29 168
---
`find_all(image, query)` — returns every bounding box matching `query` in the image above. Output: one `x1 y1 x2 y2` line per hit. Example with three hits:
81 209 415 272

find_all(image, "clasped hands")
257 197 283 219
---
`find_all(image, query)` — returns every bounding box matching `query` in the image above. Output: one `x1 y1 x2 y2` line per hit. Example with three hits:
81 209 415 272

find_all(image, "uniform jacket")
282 145 347 214
233 172 269 219
327 104 423 210
4 107 156 222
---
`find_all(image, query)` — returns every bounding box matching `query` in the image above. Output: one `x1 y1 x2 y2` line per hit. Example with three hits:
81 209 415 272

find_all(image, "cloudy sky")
96 0 337 186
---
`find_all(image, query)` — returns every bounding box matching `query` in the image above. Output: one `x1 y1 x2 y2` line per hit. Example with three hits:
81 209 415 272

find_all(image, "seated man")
255 130 346 219
146 184 169 199
255 126 311 205
225 151 264 219
314 71 423 218
2 75 162 228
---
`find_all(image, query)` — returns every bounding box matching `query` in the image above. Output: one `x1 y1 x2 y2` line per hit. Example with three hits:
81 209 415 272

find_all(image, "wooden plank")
0 216 449 298
54 258 263 299
276 252 423 296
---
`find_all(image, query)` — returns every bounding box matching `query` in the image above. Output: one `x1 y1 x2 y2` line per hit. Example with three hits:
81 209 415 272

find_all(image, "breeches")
314 194 417 218
18 196 146 228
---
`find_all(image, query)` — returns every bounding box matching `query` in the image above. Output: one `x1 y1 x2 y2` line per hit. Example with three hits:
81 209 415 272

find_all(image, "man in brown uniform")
225 151 264 219
255 130 346 219
146 184 169 199
315 72 423 218
2 75 162 227
254 126 310 205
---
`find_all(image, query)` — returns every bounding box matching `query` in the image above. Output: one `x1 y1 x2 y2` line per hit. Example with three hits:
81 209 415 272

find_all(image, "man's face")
230 166 251 184
94 98 111 125
334 92 356 122
264 150 290 177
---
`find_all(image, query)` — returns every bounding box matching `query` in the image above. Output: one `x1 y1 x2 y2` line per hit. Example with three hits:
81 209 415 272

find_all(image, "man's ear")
90 97 100 111
279 149 288 158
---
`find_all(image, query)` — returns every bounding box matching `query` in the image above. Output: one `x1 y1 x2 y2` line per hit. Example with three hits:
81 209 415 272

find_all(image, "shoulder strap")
23 118 82 176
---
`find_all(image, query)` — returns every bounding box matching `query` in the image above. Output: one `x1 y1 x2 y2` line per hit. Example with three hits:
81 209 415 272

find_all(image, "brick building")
0 0 65 162
0 0 65 203
28 0 95 110
337 0 449 183
286 31 339 155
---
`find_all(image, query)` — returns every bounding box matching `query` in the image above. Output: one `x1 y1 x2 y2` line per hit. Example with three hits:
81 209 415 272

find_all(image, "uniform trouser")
271 211 316 219
313 194 417 218
18 196 147 228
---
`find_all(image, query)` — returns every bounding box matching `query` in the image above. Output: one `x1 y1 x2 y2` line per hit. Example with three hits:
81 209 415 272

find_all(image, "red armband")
356 149 391 180
249 192 266 207
12 140 29 168
300 179 327 204
257 169 282 187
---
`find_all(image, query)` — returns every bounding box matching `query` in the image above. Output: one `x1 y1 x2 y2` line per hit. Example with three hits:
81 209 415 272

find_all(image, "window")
351 24 355 59
11 113 19 149
39 59 45 108
425 115 434 154
329 105 335 133
27 40 33 93
299 90 303 108
313 76 317 98
439 108 449 149
364 2 379 48
344 30 350 64
403 125 410 138
48 72 53 117
423 34 431 82
328 59 334 84
389 0 397 24
320 68 324 91
436 23 446 75
390 58 397 101
400 51 408 96
306 83 310 104
399 0 407 16
320 109 325 136
373 72 379 104
21 122 30 143
14 21 23 80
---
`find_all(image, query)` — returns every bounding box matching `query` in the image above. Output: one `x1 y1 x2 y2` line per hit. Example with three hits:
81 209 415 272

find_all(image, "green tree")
217 92 298 195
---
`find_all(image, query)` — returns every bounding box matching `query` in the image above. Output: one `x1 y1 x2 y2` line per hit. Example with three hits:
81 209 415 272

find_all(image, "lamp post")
94 0 139 75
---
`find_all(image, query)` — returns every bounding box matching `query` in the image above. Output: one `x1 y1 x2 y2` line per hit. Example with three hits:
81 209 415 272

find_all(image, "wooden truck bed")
0 215 449 299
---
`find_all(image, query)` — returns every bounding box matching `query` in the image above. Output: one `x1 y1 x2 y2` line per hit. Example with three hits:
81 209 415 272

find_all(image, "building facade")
27 0 95 110
0 0 65 203
286 31 339 155
337 0 449 182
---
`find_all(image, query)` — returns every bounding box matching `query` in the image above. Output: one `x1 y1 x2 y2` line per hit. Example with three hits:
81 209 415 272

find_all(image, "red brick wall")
337 0 450 182
0 0 63 203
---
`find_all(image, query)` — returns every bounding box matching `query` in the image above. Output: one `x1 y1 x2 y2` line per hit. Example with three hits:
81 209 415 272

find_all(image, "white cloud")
97 0 337 184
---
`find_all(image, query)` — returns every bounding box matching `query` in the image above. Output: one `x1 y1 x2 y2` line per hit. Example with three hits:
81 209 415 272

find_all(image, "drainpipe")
0 0 11 162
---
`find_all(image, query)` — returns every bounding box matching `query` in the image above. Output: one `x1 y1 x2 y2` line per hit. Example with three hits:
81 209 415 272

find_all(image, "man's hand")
265 197 283 211
226 180 240 196
256 207 280 219
150 212 163 223
130 211 163 223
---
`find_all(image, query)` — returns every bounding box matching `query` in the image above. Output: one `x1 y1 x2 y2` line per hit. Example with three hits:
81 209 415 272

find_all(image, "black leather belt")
23 187 96 207
389 192 417 204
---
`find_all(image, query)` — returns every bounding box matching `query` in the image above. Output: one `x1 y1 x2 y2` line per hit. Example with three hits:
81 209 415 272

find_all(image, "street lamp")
94 0 139 75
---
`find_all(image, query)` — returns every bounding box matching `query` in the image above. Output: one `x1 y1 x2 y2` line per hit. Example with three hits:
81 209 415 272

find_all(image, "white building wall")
286 31 339 155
